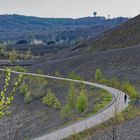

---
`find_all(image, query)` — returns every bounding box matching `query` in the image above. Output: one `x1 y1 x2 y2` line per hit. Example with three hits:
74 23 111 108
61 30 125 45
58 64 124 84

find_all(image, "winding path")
0 69 129 140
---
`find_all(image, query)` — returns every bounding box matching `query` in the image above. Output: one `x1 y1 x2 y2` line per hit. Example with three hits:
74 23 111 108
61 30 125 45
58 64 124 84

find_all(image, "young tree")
53 98 62 110
42 89 61 110
20 81 29 95
76 89 88 112
95 68 103 81
67 82 76 109
0 69 23 118
24 91 32 104
42 89 55 106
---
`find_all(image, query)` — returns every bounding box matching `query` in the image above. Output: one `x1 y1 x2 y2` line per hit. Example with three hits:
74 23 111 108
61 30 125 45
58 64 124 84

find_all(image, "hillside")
0 14 128 42
87 14 140 51
31 45 140 87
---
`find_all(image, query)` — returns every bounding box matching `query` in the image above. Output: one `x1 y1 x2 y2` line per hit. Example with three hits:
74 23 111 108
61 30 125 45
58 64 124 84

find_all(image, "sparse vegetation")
67 82 76 109
95 68 103 81
60 105 72 120
76 89 88 112
94 68 139 100
42 89 61 110
24 91 33 104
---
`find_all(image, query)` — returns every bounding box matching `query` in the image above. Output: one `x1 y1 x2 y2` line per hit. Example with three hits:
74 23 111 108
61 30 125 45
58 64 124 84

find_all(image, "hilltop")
87 14 140 51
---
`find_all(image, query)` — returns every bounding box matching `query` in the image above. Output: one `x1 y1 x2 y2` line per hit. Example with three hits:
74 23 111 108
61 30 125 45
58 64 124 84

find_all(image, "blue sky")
0 0 140 18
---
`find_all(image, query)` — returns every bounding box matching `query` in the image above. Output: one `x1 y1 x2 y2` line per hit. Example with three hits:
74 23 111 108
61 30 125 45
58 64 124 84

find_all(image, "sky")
0 0 140 18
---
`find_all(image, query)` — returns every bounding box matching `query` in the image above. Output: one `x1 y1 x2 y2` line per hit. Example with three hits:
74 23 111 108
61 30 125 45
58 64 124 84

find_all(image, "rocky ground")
90 117 140 140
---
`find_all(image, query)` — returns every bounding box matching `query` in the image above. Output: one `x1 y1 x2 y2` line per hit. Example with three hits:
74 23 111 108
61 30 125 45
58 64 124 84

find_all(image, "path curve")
0 69 129 140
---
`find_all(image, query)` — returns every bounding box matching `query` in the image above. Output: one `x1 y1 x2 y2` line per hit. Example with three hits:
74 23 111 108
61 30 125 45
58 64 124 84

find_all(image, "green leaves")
42 89 61 110
67 82 76 109
0 69 23 118
95 68 103 81
76 89 88 112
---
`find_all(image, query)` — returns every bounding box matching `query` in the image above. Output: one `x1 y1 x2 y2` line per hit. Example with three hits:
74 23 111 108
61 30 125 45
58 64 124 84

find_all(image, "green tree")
53 98 61 110
42 89 55 106
76 89 88 112
67 82 76 109
95 68 102 81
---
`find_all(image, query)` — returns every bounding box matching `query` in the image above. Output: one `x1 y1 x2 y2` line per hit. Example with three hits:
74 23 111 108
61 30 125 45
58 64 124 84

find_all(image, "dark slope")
32 45 140 85
87 14 140 51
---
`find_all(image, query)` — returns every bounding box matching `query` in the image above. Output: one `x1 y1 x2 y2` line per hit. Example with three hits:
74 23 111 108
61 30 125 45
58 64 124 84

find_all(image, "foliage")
53 98 62 110
109 78 120 88
76 89 88 112
60 104 72 120
8 49 18 62
92 89 112 114
122 81 139 99
67 82 76 109
24 91 32 104
23 50 32 60
68 72 83 81
42 89 55 106
95 68 103 81
54 71 62 77
13 66 27 72
20 81 29 95
0 69 23 118
0 47 5 56
42 89 61 109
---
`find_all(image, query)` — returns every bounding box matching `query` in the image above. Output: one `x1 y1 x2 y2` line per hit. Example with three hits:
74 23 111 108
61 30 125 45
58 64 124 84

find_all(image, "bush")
122 81 139 99
8 49 18 62
0 47 5 56
68 72 83 81
24 91 32 104
109 78 120 88
60 105 72 119
67 82 76 109
42 89 61 110
20 82 29 95
53 98 62 110
76 89 88 112
95 68 103 81
42 89 55 106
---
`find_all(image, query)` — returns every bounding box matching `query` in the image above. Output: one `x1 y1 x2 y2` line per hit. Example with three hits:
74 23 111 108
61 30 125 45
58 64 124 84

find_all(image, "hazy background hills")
0 14 128 42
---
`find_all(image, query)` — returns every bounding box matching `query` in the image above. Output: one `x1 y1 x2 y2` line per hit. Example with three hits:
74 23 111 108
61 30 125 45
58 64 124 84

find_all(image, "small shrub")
60 105 72 119
8 49 18 62
42 89 61 110
53 98 62 110
122 81 139 99
67 82 76 109
24 91 32 104
20 82 29 95
68 72 83 81
42 89 55 106
95 68 103 81
76 89 88 112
